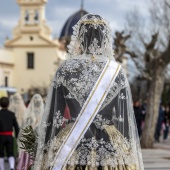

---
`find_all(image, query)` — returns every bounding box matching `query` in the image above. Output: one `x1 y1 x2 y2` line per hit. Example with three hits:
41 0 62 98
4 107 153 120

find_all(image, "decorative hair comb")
81 20 106 25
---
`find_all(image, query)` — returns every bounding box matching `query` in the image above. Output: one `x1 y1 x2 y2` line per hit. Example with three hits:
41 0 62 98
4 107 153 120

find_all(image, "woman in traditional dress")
9 93 26 127
9 93 26 159
33 14 144 170
17 94 44 170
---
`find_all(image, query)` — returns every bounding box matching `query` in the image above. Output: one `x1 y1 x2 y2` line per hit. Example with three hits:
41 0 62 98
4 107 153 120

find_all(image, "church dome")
60 9 88 39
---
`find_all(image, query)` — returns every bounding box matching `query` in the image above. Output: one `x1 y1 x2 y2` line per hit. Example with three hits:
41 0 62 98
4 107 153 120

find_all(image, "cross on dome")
81 0 84 9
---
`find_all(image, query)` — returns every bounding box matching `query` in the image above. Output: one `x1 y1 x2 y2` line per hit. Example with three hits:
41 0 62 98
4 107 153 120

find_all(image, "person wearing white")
34 14 144 170
17 94 44 170
9 93 26 127
23 94 44 129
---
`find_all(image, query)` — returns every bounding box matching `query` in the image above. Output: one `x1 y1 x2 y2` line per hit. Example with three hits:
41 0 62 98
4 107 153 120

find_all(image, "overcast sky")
0 0 149 47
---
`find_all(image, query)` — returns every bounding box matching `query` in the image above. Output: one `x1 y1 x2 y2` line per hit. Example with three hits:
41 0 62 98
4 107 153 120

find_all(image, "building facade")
0 0 64 96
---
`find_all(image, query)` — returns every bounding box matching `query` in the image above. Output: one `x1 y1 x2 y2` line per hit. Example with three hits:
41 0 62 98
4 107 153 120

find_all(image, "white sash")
52 60 121 170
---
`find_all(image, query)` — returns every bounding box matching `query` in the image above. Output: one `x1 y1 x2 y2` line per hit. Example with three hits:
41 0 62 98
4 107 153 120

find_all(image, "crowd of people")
133 100 170 142
0 93 44 170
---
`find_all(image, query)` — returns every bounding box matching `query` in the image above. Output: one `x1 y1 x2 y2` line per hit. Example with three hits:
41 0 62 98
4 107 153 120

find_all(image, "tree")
114 0 170 147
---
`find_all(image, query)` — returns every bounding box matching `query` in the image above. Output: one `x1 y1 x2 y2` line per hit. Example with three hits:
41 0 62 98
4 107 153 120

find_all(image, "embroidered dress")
34 14 144 170
8 93 26 157
17 94 44 170
9 93 26 127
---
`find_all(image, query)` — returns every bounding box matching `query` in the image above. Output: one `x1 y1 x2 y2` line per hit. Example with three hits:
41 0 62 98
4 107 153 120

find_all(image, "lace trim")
88 38 103 55
52 59 127 112
93 114 112 130
52 110 68 128
54 59 106 107
67 14 113 58
39 136 139 168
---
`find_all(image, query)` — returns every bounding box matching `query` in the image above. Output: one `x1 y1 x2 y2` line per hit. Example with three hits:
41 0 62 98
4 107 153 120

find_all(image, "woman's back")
33 14 144 170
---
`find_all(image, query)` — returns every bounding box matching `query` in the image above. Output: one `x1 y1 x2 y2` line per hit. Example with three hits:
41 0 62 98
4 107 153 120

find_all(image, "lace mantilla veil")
23 94 44 130
9 93 26 127
34 14 144 170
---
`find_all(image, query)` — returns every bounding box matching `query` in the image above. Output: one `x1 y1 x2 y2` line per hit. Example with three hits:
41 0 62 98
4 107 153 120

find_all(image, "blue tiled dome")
60 9 88 39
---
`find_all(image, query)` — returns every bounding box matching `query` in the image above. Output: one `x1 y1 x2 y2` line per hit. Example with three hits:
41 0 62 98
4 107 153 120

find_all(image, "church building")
0 0 65 97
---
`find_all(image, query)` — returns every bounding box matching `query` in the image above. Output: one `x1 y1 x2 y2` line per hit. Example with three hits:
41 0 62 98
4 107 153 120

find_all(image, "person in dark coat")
0 97 19 170
134 101 143 137
155 103 165 142
163 106 170 141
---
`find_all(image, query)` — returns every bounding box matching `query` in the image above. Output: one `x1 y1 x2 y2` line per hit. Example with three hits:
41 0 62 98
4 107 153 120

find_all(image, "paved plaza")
143 137 170 170
143 148 170 170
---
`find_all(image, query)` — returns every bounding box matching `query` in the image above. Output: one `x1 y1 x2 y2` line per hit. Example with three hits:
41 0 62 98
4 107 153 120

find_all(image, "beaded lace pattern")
34 14 144 170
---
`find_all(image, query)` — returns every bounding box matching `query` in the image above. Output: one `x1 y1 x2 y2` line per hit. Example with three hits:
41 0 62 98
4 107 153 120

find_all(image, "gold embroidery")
61 64 120 169
52 62 121 170
53 60 111 163
91 55 96 61
81 20 106 25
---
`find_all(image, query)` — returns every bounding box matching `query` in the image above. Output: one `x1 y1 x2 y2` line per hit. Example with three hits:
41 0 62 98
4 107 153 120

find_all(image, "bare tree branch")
117 0 170 147
161 38 170 66
114 31 131 61
165 0 170 8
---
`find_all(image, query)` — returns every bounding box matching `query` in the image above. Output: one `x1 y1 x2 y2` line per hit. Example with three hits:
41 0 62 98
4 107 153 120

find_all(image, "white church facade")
0 0 64 97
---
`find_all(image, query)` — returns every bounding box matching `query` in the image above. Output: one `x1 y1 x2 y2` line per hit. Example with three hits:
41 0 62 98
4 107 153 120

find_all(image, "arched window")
25 10 29 24
34 10 39 24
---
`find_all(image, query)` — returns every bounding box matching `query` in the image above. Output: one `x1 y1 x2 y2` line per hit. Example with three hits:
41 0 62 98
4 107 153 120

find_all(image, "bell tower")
15 0 50 37
5 0 57 47
17 0 47 26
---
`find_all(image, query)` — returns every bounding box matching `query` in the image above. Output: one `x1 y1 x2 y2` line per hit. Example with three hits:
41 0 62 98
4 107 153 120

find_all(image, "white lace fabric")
67 14 114 59
9 93 26 127
34 14 144 170
24 94 44 129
